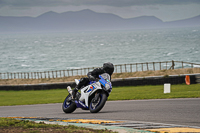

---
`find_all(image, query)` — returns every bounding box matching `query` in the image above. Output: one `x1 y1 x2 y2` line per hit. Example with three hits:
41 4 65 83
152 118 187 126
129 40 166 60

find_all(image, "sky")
0 0 200 22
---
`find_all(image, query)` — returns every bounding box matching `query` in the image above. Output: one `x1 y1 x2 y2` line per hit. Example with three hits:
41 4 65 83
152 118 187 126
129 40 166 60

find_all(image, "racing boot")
72 87 79 99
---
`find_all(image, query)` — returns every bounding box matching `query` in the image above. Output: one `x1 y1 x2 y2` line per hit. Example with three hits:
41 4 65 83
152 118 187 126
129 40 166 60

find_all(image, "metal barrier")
1 74 199 91
0 60 200 80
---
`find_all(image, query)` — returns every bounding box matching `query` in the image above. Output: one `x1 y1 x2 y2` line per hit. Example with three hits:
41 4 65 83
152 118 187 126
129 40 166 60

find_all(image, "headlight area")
105 83 111 91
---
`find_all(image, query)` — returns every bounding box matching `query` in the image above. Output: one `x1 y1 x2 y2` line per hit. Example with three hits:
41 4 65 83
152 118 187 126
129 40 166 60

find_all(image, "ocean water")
0 27 200 73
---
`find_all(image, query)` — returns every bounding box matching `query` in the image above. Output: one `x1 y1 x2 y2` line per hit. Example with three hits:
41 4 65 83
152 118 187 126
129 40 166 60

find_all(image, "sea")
0 27 200 73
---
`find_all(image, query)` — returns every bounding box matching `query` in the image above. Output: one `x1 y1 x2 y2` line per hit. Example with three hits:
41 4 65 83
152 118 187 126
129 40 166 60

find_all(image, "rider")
72 62 114 98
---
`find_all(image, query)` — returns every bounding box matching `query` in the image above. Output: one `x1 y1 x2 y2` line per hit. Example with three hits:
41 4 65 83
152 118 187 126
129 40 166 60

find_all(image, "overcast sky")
0 0 200 22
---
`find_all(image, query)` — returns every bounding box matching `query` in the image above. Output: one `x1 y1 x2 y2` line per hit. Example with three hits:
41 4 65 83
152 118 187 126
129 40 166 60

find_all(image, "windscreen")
100 73 111 81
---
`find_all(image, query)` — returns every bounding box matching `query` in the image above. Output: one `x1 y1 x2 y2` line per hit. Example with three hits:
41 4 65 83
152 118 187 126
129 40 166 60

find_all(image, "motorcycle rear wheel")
89 91 107 113
62 95 76 113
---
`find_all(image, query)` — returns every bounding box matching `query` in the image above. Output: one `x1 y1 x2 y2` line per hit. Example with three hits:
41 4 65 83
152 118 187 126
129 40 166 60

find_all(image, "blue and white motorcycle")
62 73 112 113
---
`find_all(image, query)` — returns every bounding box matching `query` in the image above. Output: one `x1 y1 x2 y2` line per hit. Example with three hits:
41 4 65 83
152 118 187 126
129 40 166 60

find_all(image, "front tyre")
89 92 107 113
62 95 76 113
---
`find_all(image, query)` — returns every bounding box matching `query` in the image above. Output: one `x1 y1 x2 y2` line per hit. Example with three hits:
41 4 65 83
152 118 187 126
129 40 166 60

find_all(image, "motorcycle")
62 73 112 113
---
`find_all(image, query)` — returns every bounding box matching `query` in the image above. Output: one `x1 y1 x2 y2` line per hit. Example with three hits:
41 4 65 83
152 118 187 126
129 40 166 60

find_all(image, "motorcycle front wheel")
62 95 76 113
89 91 107 113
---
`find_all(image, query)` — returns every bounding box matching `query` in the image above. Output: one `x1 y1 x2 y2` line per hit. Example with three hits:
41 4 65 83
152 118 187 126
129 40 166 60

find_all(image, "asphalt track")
1 98 200 132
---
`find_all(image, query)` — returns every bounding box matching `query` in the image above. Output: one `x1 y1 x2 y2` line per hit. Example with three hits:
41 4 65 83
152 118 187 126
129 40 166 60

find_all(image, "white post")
164 83 171 93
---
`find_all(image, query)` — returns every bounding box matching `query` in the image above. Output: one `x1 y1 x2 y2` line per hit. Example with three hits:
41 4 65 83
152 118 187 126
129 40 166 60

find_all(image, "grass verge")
0 117 115 133
109 84 200 100
0 84 200 106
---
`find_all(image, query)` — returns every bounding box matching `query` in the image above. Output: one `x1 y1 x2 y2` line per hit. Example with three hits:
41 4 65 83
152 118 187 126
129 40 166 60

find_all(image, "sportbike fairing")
98 74 112 92
76 73 112 108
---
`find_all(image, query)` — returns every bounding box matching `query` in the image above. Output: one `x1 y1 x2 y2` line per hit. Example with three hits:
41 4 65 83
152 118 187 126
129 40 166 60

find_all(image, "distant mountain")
0 9 200 33
165 15 200 28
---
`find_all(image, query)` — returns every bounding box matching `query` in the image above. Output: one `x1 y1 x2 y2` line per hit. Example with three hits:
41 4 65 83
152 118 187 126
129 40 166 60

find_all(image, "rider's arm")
87 67 105 80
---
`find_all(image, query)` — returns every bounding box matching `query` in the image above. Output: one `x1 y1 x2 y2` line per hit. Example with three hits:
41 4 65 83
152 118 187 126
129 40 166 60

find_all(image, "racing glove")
88 75 96 81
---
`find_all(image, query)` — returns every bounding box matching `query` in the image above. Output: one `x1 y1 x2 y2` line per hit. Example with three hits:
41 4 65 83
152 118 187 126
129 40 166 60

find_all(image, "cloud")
0 0 200 8
0 0 65 7
81 0 200 7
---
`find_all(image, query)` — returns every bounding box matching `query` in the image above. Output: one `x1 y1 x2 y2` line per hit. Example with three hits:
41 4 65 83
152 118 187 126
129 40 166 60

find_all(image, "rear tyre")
62 95 76 113
89 92 107 113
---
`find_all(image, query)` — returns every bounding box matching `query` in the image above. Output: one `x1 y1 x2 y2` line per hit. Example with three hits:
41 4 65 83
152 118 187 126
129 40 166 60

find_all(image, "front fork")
92 93 100 103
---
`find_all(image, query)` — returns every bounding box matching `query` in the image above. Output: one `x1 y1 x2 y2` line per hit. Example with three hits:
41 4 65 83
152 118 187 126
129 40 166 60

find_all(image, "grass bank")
0 84 199 106
1 68 200 85
109 84 200 100
0 118 115 133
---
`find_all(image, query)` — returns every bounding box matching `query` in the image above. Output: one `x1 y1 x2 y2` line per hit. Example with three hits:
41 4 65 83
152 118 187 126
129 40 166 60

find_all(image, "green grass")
0 84 200 106
0 117 59 128
0 118 115 133
0 89 68 106
108 84 200 100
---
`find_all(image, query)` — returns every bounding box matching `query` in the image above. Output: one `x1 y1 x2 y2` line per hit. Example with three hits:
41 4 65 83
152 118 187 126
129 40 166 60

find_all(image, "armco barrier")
0 82 75 91
0 74 199 91
112 74 198 86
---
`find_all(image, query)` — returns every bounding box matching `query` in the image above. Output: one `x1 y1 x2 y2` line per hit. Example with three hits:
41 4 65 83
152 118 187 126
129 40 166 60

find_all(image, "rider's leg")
72 77 89 98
